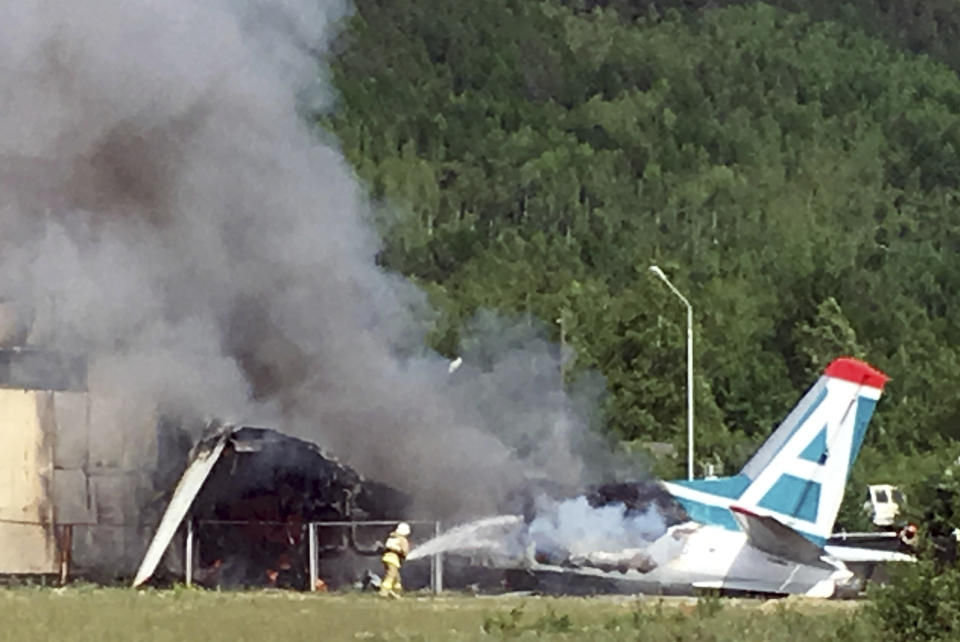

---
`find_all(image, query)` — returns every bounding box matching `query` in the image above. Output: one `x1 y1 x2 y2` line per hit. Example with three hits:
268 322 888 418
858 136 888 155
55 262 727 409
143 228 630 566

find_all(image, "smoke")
0 0 628 519
528 496 667 559
406 494 680 572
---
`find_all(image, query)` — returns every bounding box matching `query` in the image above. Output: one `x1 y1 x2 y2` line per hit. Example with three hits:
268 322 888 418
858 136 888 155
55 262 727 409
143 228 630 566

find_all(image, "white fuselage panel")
640 524 850 596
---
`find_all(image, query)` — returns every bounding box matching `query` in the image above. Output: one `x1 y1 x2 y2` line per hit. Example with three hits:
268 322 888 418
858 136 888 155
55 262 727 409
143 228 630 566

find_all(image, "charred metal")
139 423 413 590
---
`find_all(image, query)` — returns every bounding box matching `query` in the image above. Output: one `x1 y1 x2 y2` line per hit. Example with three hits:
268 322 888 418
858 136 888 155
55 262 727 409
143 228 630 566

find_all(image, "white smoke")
407 494 676 570
528 496 667 559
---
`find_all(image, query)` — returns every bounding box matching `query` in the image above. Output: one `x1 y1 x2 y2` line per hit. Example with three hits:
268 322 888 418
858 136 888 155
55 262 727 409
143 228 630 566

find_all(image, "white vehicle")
864 484 904 528
530 357 914 597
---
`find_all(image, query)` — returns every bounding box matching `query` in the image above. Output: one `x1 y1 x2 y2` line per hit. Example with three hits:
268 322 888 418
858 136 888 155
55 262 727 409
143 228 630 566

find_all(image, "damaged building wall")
0 348 162 579
0 342 416 586
137 425 413 590
70 391 160 578
0 388 56 573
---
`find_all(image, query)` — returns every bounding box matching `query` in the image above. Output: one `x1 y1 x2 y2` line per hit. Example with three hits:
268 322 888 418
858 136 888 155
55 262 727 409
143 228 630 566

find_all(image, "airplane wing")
730 506 833 568
823 546 915 563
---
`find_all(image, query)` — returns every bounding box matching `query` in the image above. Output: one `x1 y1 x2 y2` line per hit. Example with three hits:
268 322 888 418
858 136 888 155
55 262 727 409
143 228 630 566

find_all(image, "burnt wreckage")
428 481 693 596
137 430 687 594
0 342 414 586
134 424 411 590
508 482 695 595
138 430 693 594
0 339 690 593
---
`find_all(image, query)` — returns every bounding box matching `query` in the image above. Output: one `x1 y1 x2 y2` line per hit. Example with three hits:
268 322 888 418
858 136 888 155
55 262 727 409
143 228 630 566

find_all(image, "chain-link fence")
184 518 443 593
0 517 443 593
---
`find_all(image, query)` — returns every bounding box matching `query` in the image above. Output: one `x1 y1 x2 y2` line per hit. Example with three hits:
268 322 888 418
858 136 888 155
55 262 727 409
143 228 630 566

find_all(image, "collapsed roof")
133 423 409 587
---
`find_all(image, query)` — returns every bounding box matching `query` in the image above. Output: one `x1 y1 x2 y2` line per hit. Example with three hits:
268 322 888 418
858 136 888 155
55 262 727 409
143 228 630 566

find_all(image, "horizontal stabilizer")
693 578 836 598
823 546 916 564
730 506 831 568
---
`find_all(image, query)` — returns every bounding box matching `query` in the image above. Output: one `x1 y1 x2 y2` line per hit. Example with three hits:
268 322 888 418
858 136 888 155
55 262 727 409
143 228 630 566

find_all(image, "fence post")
185 516 193 587
58 525 72 586
432 520 442 594
308 522 318 592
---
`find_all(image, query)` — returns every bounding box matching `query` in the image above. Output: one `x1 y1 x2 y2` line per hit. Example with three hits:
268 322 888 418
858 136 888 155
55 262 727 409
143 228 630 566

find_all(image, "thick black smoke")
0 0 631 518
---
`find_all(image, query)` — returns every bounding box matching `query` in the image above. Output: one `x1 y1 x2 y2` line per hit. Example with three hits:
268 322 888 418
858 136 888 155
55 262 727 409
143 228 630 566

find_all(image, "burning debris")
586 482 689 525
135 423 410 590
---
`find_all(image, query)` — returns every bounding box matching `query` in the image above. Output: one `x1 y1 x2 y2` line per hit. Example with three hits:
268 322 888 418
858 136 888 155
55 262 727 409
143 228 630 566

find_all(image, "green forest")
320 0 960 526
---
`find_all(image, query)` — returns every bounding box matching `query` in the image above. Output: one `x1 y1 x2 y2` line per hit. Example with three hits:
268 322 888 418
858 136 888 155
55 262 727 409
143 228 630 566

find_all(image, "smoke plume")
0 0 624 518
527 496 667 559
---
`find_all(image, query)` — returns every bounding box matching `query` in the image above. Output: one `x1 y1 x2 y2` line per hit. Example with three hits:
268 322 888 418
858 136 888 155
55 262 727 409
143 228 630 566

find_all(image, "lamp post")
557 312 566 385
649 265 694 481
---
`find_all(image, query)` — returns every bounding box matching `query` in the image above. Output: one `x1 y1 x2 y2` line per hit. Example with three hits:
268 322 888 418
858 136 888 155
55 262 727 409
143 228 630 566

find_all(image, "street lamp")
649 265 694 481
556 312 566 385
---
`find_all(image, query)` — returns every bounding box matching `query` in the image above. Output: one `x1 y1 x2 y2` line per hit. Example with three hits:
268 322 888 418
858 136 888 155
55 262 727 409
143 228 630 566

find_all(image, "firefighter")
379 522 411 598
898 522 919 552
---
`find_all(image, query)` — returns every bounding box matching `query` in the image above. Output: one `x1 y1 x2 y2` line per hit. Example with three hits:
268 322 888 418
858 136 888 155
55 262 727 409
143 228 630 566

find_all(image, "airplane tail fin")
666 357 888 545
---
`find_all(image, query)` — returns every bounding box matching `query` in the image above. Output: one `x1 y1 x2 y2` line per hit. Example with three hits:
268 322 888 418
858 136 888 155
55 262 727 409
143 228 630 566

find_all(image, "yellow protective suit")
379 531 410 597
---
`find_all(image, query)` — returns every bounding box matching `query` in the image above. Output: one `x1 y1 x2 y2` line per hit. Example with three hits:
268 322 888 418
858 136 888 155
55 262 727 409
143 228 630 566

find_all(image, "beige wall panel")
0 523 56 573
0 389 57 572
0 390 52 521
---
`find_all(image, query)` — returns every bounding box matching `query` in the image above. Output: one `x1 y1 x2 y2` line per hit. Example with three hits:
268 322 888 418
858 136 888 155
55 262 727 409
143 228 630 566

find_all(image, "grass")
0 586 879 641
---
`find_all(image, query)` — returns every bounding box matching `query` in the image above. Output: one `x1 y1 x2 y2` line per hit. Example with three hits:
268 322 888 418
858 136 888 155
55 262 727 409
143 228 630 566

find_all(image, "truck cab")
864 484 904 529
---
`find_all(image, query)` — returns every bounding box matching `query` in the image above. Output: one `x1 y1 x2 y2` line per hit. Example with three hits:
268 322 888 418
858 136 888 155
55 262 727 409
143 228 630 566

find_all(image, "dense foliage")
321 0 960 515
868 553 960 641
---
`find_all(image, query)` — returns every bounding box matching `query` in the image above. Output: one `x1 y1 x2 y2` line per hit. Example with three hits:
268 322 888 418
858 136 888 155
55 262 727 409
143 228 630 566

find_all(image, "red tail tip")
824 357 889 389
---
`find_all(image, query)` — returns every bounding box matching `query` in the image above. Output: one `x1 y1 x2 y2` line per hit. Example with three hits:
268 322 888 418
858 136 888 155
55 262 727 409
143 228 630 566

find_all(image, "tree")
322 0 960 484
